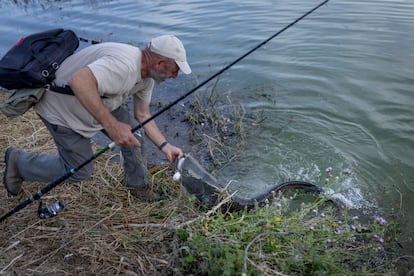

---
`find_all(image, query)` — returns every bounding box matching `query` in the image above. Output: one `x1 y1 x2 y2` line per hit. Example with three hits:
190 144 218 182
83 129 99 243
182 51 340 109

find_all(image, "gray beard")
149 69 165 84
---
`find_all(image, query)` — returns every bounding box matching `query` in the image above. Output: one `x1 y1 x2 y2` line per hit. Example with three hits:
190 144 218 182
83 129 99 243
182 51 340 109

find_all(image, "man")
3 34 191 202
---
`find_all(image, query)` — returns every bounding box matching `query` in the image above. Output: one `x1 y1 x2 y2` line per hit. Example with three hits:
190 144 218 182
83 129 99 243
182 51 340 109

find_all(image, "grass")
0 89 411 275
175 194 404 275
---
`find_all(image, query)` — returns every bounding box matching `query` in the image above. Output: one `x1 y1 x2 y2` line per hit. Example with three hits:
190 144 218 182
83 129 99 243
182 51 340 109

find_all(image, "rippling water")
0 0 413 254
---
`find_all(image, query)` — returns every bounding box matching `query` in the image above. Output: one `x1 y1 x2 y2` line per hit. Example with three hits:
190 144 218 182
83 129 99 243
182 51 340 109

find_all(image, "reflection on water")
0 0 413 254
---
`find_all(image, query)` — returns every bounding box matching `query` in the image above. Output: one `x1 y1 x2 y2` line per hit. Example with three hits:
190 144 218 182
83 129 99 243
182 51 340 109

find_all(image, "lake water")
0 0 413 255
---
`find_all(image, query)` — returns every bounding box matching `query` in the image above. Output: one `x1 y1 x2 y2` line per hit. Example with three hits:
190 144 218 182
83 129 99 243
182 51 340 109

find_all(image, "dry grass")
0 91 205 275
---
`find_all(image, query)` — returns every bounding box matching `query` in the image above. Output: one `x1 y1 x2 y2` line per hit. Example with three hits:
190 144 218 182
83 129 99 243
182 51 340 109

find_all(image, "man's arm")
68 67 139 147
133 94 183 162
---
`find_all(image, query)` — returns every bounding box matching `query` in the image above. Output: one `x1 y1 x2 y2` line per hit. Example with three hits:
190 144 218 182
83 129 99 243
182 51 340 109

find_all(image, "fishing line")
0 0 329 222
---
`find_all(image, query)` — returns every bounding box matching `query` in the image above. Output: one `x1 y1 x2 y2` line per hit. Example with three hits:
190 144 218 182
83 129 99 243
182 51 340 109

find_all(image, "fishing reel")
38 200 65 219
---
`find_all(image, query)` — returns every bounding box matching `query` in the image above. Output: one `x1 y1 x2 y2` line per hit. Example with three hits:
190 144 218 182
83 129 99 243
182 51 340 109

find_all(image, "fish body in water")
176 154 324 209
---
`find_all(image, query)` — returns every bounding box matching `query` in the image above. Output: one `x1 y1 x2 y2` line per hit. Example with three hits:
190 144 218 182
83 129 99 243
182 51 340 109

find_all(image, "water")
0 0 413 254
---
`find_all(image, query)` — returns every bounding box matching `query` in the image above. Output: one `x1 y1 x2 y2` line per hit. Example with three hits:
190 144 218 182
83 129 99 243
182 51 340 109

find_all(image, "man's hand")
161 143 183 163
69 67 140 148
105 120 140 148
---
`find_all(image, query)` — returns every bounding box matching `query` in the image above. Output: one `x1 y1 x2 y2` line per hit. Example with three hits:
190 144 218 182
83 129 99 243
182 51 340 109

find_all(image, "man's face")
150 59 179 84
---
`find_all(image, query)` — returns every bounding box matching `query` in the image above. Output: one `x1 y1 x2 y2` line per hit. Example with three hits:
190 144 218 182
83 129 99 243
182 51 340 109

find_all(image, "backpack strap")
49 85 74 96
49 85 105 99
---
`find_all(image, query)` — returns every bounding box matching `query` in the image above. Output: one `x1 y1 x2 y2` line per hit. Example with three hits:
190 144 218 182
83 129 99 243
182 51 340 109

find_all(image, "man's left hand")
162 143 183 163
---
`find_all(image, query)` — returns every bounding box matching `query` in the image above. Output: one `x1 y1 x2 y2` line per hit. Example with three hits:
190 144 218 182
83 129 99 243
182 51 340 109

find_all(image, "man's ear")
154 58 165 69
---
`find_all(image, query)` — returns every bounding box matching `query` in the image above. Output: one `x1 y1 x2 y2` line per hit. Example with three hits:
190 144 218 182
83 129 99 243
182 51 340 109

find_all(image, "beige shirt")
35 42 154 138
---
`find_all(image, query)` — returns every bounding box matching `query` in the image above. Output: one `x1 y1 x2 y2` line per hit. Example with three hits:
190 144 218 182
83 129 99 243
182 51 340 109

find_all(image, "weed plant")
173 188 403 275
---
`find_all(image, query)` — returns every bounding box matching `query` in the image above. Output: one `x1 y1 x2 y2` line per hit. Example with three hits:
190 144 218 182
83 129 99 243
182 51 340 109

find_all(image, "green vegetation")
173 192 402 275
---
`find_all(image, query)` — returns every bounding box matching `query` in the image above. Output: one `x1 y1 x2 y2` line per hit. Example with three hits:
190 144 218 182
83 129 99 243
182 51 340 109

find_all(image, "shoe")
128 186 161 202
3 147 23 196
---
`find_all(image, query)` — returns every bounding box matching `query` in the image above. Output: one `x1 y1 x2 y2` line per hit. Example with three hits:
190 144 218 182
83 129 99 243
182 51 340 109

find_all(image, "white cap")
149 35 192 74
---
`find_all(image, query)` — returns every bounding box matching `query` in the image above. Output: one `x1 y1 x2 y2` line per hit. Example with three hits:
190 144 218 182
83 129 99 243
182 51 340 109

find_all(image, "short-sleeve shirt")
35 42 154 138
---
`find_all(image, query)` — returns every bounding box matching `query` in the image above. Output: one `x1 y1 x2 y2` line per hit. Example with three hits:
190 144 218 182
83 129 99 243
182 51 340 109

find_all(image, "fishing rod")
0 0 329 223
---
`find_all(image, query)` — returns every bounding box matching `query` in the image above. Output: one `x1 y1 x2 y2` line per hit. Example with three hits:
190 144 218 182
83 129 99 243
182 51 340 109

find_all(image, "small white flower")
374 216 387 225
373 234 384 244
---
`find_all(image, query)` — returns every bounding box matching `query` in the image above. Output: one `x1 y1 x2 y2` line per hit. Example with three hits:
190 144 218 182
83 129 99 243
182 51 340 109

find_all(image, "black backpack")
0 28 79 89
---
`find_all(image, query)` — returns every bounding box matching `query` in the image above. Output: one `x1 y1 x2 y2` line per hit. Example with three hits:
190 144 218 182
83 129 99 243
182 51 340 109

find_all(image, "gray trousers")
16 107 149 187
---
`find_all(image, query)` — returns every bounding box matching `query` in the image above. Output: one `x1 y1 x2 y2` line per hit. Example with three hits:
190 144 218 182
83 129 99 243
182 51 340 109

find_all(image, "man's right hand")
105 120 140 148
69 68 140 148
